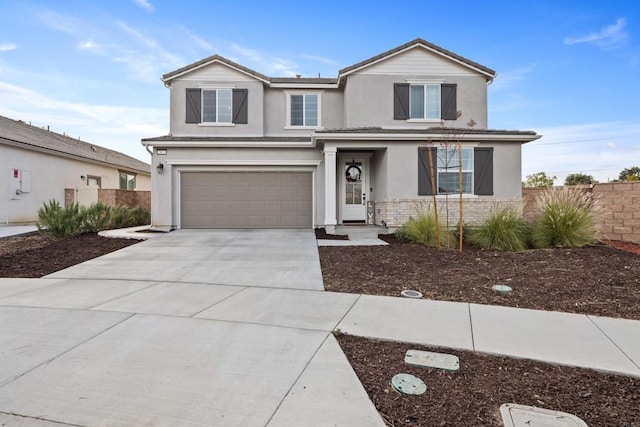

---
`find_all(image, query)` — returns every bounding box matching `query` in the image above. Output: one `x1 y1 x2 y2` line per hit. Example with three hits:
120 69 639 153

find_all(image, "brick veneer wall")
522 183 640 245
593 182 640 244
374 198 523 229
97 190 151 212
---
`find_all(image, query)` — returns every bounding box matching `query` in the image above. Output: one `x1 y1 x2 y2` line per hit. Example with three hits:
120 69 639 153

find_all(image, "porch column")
324 146 337 233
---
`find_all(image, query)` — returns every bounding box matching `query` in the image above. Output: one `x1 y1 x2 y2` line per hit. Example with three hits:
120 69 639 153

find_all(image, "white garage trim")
167 159 322 166
173 164 317 229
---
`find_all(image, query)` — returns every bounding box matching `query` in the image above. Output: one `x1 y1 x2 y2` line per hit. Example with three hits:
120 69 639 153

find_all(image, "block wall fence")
522 182 640 245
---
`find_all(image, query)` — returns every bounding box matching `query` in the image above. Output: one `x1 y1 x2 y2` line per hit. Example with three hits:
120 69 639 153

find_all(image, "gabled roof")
0 115 150 175
338 38 496 81
162 55 271 84
161 38 496 87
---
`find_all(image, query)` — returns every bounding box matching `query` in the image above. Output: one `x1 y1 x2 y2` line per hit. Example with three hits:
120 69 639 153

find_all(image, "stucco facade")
1 116 150 224
143 38 539 230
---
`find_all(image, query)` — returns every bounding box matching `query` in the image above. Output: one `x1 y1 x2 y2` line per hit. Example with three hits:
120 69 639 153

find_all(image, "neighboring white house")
142 38 540 231
1 115 151 224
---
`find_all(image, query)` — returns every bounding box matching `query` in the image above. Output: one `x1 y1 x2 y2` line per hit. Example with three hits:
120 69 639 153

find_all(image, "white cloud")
132 0 154 13
300 54 338 65
181 28 213 51
36 9 89 36
73 21 184 83
230 43 299 76
0 81 167 162
490 65 536 92
564 18 629 49
0 43 17 52
522 121 640 183
77 39 103 54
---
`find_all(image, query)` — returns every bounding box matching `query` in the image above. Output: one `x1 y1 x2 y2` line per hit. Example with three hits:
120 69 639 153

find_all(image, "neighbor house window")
202 89 232 123
119 172 136 190
288 93 320 127
410 84 441 120
437 147 473 194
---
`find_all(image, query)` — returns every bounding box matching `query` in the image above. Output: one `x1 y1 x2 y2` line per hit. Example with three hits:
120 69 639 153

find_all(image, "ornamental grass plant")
468 205 529 251
531 188 600 248
396 211 455 248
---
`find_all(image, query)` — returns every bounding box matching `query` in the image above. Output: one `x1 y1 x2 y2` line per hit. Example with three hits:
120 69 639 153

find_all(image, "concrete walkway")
0 229 639 426
0 225 38 238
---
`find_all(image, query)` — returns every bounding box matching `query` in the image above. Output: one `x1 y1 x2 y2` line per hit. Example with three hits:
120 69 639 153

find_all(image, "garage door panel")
181 172 312 229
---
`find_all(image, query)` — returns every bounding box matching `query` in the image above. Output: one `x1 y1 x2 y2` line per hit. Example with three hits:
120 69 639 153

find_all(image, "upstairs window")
202 89 232 123
394 83 457 121
410 84 441 120
185 88 248 125
287 93 320 128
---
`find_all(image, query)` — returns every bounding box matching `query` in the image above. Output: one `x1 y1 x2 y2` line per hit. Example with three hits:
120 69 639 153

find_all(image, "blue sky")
1 0 639 183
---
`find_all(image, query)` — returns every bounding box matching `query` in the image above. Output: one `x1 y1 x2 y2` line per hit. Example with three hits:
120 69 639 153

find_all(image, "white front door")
340 157 368 222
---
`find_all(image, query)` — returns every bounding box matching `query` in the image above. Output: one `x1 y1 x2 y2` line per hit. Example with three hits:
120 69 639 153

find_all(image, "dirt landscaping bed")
0 232 140 277
337 334 640 426
319 235 640 320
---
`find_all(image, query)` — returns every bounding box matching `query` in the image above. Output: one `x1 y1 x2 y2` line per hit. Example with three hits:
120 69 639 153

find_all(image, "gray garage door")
181 172 312 228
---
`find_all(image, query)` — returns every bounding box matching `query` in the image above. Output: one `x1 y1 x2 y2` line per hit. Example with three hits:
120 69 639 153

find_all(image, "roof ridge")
161 38 496 85
0 115 150 174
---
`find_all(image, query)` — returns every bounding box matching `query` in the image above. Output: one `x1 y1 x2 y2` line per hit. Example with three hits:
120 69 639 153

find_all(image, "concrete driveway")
0 230 384 426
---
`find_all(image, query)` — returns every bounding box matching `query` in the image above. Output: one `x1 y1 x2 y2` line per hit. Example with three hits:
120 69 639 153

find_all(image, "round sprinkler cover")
391 373 427 395
492 284 513 294
400 289 423 299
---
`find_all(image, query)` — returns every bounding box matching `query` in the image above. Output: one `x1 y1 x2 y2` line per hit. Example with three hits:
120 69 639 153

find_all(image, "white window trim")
436 146 474 195
409 83 441 121
407 118 443 124
201 88 234 125
285 90 323 129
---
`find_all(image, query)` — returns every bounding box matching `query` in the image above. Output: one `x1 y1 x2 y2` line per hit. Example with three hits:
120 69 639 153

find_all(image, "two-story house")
142 38 540 232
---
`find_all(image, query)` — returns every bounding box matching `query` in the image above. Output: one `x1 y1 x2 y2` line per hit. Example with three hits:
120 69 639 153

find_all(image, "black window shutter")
232 89 248 124
185 88 201 124
441 84 457 120
418 147 438 195
394 83 410 120
474 147 493 195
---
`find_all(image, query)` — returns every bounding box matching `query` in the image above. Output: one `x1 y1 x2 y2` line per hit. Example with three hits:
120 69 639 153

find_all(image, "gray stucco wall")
263 87 344 136
169 80 265 137
344 74 488 129
381 141 520 199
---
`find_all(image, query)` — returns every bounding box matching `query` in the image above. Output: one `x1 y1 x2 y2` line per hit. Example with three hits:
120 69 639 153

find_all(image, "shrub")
82 201 112 232
397 212 455 248
37 200 83 238
468 206 529 251
531 188 599 248
38 201 150 237
128 206 151 226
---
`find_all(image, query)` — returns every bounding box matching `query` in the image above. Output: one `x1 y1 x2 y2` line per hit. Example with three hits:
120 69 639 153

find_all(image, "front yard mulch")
0 233 140 278
337 335 640 426
319 235 640 320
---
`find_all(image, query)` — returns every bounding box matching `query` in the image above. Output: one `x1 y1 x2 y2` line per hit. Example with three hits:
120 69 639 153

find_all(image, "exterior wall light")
156 162 164 174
